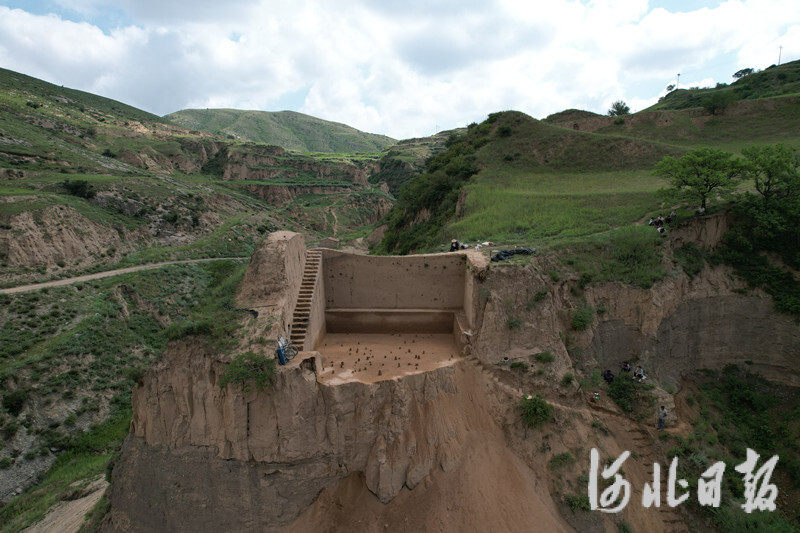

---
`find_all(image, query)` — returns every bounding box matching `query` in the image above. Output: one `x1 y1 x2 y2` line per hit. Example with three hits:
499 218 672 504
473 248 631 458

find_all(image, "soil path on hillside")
24 476 108 533
0 257 244 295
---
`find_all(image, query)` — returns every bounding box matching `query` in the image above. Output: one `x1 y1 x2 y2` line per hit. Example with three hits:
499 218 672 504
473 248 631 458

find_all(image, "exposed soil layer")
317 333 461 384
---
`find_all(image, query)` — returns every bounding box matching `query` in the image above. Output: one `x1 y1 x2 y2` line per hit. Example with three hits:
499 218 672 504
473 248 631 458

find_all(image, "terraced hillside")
165 108 396 153
0 68 395 287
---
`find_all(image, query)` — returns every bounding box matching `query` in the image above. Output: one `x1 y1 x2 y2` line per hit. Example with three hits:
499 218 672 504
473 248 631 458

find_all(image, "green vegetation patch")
517 394 553 429
563 225 666 289
219 352 276 392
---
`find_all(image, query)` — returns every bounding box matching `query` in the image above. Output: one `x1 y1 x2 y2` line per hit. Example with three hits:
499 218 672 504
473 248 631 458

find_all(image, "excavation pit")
317 333 461 384
284 245 483 383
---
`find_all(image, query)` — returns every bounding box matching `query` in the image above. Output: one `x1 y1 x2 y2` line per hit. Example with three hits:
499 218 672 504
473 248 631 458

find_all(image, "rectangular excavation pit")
290 249 479 383
316 332 461 384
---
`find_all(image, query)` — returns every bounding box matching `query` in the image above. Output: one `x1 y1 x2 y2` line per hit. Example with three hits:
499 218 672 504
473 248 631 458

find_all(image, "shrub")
518 395 552 429
534 351 555 363
674 242 705 277
101 148 116 158
607 373 640 413
702 91 736 115
510 361 527 371
561 373 574 386
219 352 276 393
61 179 96 199
548 452 575 469
124 366 145 384
571 305 593 330
3 390 27 417
0 457 12 468
565 494 591 512
506 316 522 329
497 125 512 137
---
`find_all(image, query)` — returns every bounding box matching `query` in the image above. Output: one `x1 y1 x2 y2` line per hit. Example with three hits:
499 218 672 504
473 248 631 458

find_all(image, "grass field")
446 170 662 245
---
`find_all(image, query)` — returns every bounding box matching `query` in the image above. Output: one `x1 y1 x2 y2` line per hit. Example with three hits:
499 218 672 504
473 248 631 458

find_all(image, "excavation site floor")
317 333 461 384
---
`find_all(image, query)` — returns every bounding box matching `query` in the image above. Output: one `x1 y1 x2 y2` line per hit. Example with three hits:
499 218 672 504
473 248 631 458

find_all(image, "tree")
61 179 96 199
665 84 676 92
733 67 754 80
741 144 800 202
702 92 736 115
608 100 630 116
654 148 743 210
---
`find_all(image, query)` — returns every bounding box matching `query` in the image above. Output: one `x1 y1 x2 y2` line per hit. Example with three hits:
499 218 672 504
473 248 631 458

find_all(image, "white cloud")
0 0 799 138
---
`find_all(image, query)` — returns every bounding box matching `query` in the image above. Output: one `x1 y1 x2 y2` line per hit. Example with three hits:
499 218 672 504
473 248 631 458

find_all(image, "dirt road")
0 257 245 295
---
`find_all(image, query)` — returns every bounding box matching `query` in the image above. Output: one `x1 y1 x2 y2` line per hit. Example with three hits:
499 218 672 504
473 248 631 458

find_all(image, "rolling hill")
646 58 800 112
165 108 396 153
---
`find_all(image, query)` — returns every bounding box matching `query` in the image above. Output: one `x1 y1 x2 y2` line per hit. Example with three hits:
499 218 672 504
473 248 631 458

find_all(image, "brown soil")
25 476 107 533
316 333 461 384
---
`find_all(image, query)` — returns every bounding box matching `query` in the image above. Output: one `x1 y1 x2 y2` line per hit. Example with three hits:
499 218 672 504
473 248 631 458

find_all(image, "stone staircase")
289 250 322 349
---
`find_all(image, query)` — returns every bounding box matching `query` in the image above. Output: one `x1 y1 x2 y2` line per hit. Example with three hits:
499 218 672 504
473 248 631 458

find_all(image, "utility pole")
676 73 680 89
778 45 783 66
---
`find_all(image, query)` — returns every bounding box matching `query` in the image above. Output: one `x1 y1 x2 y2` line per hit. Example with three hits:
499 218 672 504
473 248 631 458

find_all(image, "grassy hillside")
647 58 800 112
0 68 165 125
591 94 800 151
165 108 396 153
378 111 682 253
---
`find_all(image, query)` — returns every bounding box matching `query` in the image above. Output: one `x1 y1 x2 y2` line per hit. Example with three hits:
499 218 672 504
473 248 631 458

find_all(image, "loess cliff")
104 218 800 532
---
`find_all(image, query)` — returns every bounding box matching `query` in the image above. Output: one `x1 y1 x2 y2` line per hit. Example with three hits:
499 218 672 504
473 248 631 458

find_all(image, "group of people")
450 238 495 252
648 211 677 235
602 361 647 384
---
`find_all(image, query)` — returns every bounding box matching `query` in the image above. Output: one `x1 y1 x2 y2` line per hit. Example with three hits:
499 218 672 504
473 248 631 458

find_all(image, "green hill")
646 58 800 112
165 108 396 153
0 67 165 124
378 111 683 253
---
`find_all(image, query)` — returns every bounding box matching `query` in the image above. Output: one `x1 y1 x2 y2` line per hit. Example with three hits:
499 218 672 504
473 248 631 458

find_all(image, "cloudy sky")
1 0 798 139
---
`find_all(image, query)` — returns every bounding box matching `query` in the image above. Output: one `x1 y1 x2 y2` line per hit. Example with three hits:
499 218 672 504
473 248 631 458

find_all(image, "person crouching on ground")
449 239 460 252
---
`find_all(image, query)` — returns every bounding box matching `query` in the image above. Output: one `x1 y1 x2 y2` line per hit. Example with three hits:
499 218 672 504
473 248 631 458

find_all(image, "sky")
0 0 798 139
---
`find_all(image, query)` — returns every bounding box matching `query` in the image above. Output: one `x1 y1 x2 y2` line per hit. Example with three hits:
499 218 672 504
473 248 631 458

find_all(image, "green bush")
518 395 552 429
561 373 574 386
61 179 96 199
717 192 800 317
674 242 706 278
506 316 522 329
571 305 593 330
219 352 276 393
548 452 575 469
607 373 644 413
3 390 28 416
534 351 555 363
510 361 527 370
0 457 12 469
702 91 736 115
565 494 591 512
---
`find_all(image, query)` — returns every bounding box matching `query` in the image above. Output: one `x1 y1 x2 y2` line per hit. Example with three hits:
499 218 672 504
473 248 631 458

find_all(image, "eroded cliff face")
109 349 570 531
0 204 142 271
106 219 800 532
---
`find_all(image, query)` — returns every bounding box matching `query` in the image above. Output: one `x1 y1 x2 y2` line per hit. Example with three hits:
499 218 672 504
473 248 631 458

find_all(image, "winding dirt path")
0 257 245 295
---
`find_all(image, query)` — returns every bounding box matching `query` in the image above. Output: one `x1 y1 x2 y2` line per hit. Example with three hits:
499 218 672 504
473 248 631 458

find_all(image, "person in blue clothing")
276 335 288 365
